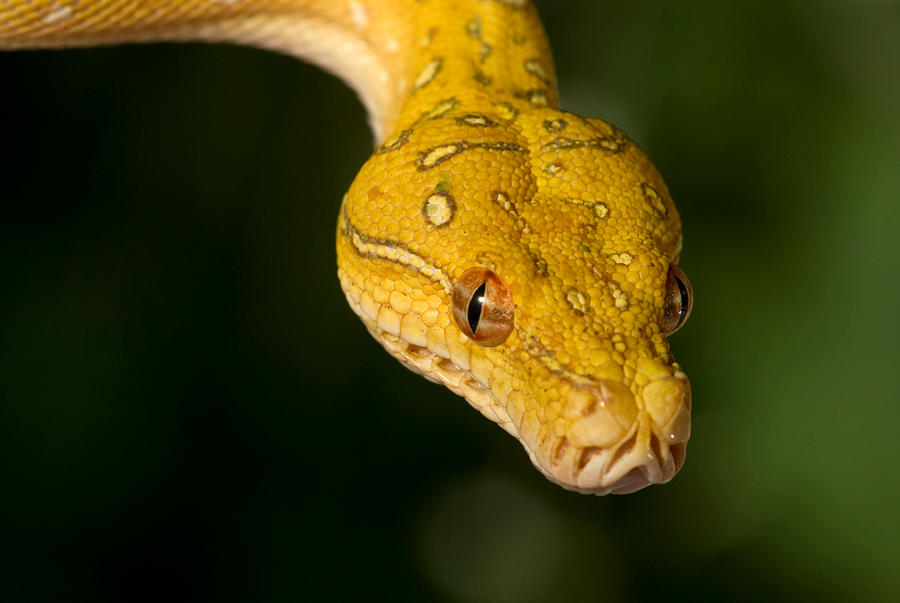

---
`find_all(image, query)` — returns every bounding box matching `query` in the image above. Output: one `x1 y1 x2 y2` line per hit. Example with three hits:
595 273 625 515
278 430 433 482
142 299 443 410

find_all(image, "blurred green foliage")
1 1 898 601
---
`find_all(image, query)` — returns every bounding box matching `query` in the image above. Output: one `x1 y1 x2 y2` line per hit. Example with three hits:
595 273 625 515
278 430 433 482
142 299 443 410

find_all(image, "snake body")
1 0 692 495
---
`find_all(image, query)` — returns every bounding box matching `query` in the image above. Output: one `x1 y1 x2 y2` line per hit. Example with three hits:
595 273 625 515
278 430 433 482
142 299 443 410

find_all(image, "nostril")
650 432 664 462
671 441 687 473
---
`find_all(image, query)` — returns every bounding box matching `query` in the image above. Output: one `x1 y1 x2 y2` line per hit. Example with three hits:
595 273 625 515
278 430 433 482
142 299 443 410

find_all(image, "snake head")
337 102 691 494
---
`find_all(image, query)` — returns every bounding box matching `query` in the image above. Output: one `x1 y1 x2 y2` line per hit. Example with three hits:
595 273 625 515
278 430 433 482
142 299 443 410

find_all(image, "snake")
1 0 693 495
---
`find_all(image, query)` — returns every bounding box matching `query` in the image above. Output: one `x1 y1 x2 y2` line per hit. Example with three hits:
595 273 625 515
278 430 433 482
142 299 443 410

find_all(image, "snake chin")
366 324 518 434
363 321 689 495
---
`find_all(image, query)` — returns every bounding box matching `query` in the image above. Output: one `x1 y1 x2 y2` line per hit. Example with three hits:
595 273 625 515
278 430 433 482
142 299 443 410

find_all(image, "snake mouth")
361 321 689 495
606 442 686 494
610 438 687 494
559 420 689 495
546 376 691 495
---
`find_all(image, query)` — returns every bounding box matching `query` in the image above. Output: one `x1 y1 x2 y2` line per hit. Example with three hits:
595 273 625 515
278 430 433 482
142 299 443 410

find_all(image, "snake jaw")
349 293 691 495
359 319 519 435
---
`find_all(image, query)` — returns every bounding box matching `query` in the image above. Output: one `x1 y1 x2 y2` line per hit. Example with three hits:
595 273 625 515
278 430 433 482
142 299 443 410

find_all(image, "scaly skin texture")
1 0 691 494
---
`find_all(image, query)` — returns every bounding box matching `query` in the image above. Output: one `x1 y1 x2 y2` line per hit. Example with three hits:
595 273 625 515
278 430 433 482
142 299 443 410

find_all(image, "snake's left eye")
661 264 693 335
451 268 514 346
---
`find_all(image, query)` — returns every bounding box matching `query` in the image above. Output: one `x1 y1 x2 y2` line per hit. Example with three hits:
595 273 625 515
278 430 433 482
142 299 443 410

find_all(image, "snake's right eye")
661 264 693 335
451 268 514 346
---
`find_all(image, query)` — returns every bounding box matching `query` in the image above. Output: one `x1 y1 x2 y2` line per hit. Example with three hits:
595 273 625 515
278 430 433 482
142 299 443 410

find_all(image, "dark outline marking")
340 207 452 293
422 191 457 228
412 57 444 93
524 58 551 85
492 191 530 233
514 88 550 106
479 43 493 63
492 101 520 122
416 140 528 171
641 183 668 217
541 134 629 154
456 114 499 128
486 0 528 8
472 70 493 86
375 98 459 155
466 16 482 39
415 97 459 123
376 129 411 154
543 119 567 133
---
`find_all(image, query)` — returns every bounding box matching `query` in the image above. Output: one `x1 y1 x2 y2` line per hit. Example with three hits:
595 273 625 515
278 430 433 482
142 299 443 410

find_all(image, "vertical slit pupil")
675 277 689 325
467 281 487 334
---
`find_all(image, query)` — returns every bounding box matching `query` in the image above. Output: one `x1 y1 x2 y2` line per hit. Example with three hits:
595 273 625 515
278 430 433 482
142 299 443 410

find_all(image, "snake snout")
604 379 690 494
550 374 691 495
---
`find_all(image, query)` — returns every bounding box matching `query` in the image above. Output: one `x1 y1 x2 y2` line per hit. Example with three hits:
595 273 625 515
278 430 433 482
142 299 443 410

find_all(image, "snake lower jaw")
543 414 689 495
363 322 519 434
360 315 691 495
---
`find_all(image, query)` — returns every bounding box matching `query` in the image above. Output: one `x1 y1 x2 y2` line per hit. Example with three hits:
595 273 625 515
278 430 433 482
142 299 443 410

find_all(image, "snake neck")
0 0 557 141
389 1 559 136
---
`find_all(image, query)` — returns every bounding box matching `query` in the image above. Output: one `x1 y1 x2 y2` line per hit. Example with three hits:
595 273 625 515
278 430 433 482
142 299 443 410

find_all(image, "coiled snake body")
1 0 693 495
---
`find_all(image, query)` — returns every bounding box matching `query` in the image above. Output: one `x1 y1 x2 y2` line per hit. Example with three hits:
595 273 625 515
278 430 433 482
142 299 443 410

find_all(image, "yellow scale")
1 0 693 495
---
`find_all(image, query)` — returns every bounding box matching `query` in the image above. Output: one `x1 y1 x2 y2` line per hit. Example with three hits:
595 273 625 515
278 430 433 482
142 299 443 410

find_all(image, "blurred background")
2 1 899 601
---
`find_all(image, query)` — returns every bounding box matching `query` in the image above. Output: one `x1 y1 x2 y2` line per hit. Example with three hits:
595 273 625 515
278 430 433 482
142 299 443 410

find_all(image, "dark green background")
2 1 898 601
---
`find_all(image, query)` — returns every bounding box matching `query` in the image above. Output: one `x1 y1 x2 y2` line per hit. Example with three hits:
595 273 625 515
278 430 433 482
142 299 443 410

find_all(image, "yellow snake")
1 0 693 495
